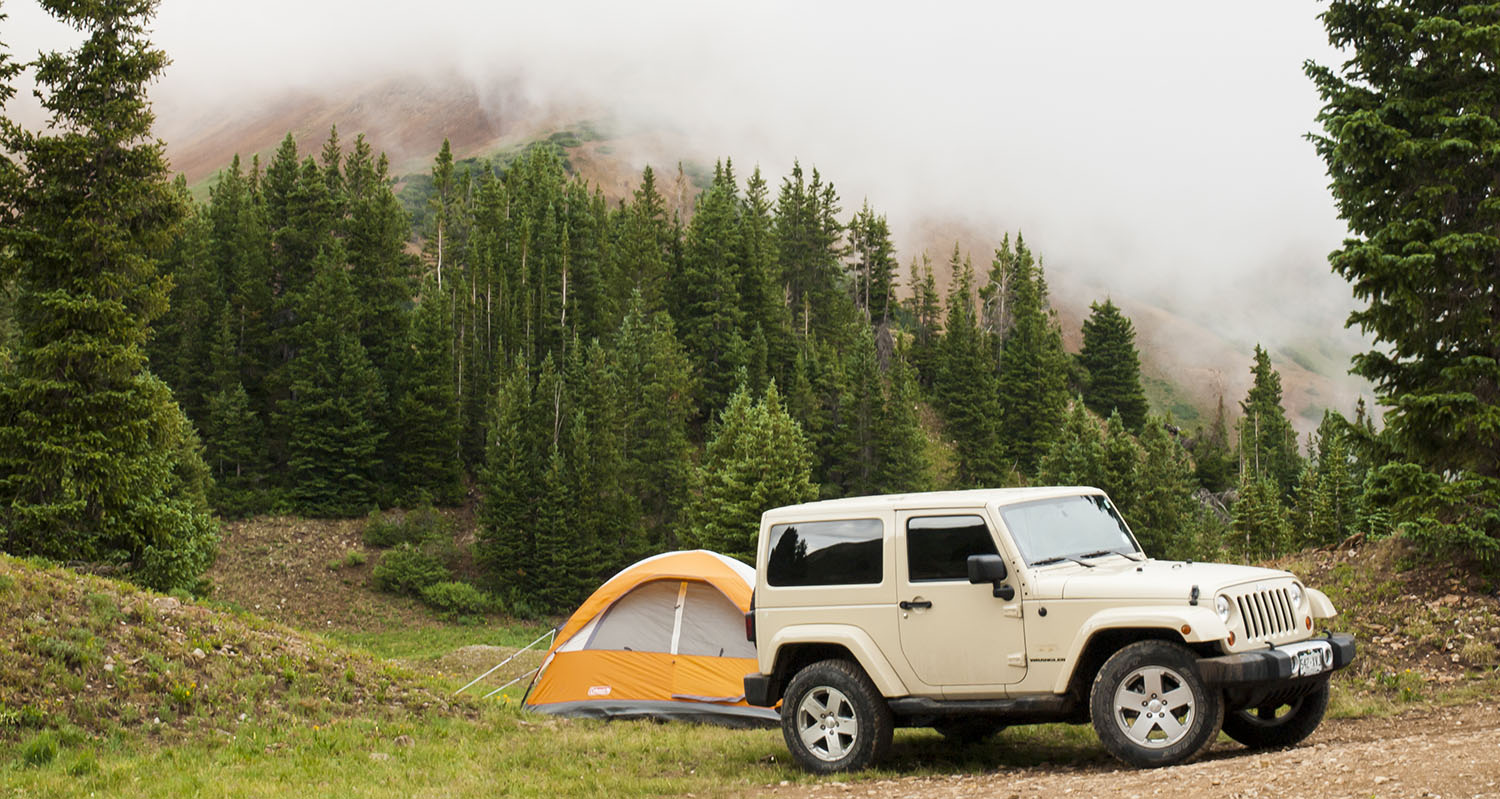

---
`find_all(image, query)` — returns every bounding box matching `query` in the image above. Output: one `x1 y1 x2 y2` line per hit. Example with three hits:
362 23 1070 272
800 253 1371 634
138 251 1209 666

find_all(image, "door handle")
899 599 933 610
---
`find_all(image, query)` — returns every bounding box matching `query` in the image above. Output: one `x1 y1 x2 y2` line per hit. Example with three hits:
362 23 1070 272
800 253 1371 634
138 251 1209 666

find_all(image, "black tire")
780 659 894 774
1089 640 1224 768
933 717 1007 745
1221 682 1329 749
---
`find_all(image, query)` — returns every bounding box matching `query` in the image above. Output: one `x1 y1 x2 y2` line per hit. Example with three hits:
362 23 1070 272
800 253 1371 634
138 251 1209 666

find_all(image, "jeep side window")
906 515 1000 582
767 518 884 586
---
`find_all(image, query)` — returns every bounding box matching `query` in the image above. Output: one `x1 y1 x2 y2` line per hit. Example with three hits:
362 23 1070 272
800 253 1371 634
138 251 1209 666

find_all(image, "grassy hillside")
4 519 1496 796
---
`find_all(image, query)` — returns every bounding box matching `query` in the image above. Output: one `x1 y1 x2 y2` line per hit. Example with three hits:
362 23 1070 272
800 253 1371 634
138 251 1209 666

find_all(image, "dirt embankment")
763 702 1500 799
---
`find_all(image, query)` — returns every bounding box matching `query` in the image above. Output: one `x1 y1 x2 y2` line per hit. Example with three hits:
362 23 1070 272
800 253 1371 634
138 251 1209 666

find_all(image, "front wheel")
780 659 893 773
1090 640 1223 768
1221 682 1329 749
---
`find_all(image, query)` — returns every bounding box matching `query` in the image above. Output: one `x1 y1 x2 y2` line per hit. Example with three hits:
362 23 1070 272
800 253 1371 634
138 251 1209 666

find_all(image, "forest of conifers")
130 128 1372 612
2 1 1495 613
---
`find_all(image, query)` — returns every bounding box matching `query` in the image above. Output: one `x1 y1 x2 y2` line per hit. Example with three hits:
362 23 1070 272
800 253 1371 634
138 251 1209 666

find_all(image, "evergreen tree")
846 201 898 324
1308 2 1500 561
1231 472 1291 560
1190 394 1235 493
476 363 541 601
736 166 797 388
205 379 264 518
873 346 934 493
1039 401 1109 490
280 258 387 516
0 0 216 590
1079 299 1149 432
932 249 1007 487
673 161 745 416
776 163 850 343
1237 345 1301 498
1133 418 1200 560
149 180 221 424
1100 410 1145 514
906 253 943 383
613 165 672 311
613 293 696 548
390 280 463 506
685 382 817 561
424 138 458 290
995 241 1068 475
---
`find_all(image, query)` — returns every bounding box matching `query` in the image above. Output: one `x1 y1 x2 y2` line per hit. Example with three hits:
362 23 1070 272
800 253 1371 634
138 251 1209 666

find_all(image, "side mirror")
967 554 1008 584
968 554 1016 601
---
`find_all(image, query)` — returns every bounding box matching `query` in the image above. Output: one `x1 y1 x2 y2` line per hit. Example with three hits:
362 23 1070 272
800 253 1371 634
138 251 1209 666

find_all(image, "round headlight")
1214 595 1231 622
1288 583 1304 608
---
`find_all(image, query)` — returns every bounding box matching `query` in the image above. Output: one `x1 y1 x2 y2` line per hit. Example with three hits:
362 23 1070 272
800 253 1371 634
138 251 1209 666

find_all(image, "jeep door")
895 510 1027 693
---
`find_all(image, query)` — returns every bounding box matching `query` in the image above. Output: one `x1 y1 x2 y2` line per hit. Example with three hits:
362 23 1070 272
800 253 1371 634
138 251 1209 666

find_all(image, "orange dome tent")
524 550 776 727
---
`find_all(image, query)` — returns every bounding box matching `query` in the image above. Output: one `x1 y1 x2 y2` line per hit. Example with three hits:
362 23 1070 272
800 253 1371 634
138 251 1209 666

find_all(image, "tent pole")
481 667 539 699
452 629 556 697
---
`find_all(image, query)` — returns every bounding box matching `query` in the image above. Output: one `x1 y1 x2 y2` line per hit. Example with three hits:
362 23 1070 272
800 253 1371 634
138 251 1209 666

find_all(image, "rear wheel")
1090 640 1223 768
781 659 893 773
1221 682 1329 749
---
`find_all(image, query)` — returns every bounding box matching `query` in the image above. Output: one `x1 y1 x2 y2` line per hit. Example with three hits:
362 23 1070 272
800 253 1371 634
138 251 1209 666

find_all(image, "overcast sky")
3 1 1357 354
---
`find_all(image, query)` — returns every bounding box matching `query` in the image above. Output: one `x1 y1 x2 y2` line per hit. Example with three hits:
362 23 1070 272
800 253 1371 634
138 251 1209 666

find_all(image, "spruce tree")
476 364 541 601
674 162 745 416
873 347 935 493
1237 345 1301 498
1308 3 1500 560
390 280 463 506
1100 410 1145 514
280 257 387 516
1232 472 1291 560
686 382 817 561
1190 395 1235 493
1039 401 1108 490
612 293 696 548
0 0 216 590
933 249 1006 487
846 201 898 324
995 241 1068 475
1133 418 1200 560
1079 299 1149 432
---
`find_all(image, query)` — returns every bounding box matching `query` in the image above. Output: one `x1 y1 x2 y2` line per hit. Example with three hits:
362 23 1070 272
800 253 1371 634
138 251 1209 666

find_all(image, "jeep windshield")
999 494 1141 567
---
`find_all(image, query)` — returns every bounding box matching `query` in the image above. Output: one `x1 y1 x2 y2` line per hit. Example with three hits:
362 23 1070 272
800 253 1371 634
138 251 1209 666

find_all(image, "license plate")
1288 641 1332 677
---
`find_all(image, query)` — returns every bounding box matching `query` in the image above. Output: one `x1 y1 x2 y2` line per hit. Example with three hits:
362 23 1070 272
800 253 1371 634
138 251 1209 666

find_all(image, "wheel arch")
764 625 909 704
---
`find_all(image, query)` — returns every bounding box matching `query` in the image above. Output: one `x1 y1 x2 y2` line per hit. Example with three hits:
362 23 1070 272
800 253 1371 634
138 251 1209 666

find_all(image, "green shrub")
419 581 494 617
362 506 454 548
0 574 15 594
20 731 58 767
371 543 450 596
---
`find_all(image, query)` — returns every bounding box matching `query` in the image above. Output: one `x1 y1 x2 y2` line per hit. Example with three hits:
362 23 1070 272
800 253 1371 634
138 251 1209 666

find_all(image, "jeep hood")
1055 559 1293 600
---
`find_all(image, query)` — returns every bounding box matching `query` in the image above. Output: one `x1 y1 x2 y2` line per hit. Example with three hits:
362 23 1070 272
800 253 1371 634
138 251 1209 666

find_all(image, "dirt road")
760 702 1500 799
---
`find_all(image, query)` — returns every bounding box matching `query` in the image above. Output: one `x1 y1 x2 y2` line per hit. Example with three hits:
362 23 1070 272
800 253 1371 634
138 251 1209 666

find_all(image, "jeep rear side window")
906 515 999 582
767 519 883 586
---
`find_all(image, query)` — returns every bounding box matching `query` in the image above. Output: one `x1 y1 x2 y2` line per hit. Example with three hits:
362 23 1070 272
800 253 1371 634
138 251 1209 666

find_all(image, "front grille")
1234 587 1296 640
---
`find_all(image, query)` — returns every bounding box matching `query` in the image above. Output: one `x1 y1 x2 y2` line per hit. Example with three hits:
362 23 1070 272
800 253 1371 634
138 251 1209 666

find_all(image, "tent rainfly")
524 550 777 727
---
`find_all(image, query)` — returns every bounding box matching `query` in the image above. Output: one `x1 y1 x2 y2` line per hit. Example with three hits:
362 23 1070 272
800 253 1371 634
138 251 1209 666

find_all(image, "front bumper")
1198 632 1356 684
1198 632 1355 709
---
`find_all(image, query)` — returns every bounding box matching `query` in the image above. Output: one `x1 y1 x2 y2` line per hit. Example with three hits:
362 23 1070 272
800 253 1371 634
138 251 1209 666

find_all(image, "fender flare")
767 623 911 697
1054 606 1228 693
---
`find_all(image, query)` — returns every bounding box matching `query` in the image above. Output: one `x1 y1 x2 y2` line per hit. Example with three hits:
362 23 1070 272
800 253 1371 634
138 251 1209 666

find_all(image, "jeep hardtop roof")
762 486 1105 522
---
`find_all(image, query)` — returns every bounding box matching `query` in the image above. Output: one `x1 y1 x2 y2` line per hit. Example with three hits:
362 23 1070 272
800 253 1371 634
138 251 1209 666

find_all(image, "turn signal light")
1227 632 1236 646
1180 624 1191 635
1305 616 1312 630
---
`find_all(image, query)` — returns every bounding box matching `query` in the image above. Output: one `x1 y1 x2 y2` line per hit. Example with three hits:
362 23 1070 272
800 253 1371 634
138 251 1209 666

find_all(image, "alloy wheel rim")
1112 665 1197 748
796 685 858 762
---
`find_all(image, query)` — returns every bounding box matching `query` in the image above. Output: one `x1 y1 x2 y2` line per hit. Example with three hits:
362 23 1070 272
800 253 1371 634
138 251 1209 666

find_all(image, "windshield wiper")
1032 555 1094 568
1079 549 1143 562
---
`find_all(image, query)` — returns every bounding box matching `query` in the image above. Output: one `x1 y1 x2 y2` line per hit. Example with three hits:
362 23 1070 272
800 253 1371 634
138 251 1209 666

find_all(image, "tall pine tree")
0 0 216 590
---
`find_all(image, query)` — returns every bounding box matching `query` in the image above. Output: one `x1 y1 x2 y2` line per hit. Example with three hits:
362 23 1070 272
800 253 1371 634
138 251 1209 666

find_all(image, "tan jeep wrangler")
742 487 1356 772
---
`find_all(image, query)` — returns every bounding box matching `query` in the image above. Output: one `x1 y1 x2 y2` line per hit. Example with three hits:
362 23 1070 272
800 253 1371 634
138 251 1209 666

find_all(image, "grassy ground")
3 529 1498 797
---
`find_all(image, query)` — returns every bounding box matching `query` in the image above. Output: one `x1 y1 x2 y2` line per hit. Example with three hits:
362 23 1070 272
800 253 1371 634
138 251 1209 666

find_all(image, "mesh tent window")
581 579 754 658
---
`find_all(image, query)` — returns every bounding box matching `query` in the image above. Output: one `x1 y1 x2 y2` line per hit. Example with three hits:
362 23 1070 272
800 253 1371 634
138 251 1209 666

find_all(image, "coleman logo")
587 685 612 697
